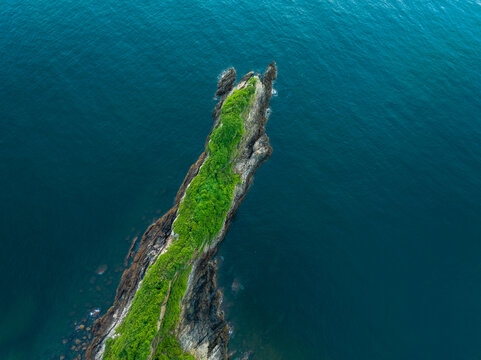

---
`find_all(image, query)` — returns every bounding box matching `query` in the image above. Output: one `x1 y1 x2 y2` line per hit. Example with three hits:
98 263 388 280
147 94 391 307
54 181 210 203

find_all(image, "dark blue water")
1 0 481 359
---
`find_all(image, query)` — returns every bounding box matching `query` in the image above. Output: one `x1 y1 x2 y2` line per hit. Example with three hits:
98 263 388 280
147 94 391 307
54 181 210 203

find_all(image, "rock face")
86 62 277 360
215 68 236 97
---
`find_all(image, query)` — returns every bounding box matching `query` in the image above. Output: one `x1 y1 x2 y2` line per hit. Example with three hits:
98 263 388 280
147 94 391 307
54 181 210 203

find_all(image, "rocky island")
86 62 277 360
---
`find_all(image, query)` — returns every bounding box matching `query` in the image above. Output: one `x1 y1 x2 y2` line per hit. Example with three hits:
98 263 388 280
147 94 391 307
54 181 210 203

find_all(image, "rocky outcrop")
86 62 277 360
215 68 236 97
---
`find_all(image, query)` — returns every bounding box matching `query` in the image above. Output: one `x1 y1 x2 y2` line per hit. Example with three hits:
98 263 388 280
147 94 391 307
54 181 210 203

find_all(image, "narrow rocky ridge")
86 62 277 360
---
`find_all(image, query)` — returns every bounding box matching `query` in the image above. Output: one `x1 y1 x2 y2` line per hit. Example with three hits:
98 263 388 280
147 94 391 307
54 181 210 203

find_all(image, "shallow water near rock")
1 0 481 359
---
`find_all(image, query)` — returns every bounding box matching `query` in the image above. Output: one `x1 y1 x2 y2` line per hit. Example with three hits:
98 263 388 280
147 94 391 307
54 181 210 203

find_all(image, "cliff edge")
86 62 277 360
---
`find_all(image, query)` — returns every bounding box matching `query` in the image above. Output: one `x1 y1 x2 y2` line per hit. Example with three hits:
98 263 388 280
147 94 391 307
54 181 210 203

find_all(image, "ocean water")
1 0 481 359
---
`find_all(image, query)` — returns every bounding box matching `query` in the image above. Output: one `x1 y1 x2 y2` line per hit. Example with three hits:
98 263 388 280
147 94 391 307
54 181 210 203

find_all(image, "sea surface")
1 0 481 359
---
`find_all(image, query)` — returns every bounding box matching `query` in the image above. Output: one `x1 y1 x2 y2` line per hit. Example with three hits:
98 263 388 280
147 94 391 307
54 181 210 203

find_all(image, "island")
86 62 277 360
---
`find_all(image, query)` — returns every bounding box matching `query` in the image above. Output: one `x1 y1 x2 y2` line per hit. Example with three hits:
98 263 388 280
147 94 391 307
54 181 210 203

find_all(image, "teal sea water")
1 0 481 359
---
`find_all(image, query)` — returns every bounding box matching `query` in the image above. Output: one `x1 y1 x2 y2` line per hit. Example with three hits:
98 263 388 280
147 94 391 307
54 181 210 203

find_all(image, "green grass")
102 77 257 360
153 269 195 360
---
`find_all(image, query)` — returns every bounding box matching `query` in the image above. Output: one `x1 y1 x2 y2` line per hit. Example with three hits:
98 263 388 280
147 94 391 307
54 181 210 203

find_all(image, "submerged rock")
95 265 108 275
231 278 244 293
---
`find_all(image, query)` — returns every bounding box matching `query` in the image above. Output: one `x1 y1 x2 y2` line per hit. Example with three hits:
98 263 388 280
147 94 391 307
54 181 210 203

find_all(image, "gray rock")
215 68 236 97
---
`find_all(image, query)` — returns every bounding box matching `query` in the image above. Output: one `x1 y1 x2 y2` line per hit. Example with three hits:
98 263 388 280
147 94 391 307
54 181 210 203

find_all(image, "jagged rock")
215 68 236 97
239 71 254 84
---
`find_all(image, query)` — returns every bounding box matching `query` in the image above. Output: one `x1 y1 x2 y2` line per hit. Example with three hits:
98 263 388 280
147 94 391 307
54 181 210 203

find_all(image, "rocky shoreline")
86 62 277 360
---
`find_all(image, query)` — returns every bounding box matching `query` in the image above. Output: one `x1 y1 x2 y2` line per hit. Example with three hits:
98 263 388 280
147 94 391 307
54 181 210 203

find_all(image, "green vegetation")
173 76 257 249
153 269 194 360
103 77 257 360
